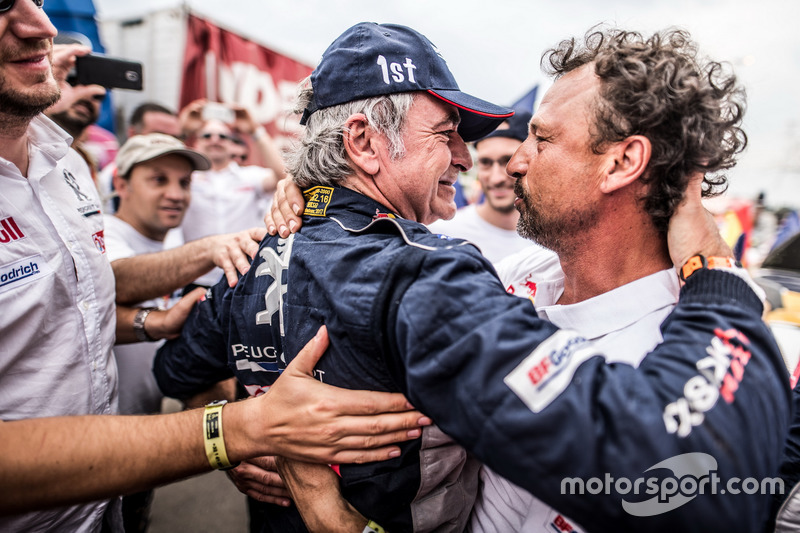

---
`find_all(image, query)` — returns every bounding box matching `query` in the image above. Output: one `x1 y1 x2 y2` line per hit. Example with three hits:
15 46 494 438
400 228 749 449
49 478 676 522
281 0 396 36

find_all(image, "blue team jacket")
155 185 790 533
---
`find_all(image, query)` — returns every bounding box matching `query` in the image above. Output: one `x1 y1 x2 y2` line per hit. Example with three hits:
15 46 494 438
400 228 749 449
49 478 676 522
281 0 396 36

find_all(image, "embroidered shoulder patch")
303 186 334 217
0 254 53 295
504 329 600 413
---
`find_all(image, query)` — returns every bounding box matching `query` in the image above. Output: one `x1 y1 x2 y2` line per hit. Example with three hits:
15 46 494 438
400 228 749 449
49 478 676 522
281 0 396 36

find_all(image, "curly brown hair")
542 27 747 232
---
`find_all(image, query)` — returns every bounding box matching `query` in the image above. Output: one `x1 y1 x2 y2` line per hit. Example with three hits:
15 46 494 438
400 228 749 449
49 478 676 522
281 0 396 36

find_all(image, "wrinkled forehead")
535 64 600 128
408 92 461 130
540 65 599 110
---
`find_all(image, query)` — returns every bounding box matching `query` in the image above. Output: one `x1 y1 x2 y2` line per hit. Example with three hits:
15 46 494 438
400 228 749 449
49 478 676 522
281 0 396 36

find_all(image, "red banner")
180 14 312 139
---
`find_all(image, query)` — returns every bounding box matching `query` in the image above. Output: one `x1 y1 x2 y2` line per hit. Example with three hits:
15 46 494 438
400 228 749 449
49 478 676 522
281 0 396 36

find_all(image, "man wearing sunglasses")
181 116 285 288
428 110 551 265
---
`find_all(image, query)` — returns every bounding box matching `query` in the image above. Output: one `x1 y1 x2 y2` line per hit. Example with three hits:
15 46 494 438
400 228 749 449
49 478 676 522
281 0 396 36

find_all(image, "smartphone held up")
67 54 144 91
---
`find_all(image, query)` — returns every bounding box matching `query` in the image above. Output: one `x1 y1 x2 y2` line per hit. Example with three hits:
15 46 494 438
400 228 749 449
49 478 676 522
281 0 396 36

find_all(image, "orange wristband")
679 254 738 282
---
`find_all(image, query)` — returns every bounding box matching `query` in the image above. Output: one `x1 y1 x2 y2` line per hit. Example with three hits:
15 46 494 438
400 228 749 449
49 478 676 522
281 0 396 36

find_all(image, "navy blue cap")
301 22 514 142
474 110 532 146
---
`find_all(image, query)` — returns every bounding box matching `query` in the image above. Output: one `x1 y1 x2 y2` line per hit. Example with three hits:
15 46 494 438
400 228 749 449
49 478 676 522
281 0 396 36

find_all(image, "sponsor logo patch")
92 230 105 254
546 512 580 533
63 169 101 217
662 328 751 437
303 186 334 217
0 254 53 295
504 329 598 412
0 216 25 244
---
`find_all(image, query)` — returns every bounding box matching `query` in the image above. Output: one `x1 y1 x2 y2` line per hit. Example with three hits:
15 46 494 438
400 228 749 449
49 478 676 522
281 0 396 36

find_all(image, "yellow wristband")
363 520 386 533
204 400 237 470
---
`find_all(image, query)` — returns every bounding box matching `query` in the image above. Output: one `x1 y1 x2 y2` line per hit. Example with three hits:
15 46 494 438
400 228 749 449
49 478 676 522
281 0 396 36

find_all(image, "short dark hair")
543 27 747 232
129 102 176 131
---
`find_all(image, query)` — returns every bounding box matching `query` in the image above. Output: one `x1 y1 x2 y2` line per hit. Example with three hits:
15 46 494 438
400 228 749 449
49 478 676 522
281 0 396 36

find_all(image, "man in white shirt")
469 249 682 531
428 111 549 265
182 114 286 287
0 3 119 530
106 133 211 532
106 134 211 416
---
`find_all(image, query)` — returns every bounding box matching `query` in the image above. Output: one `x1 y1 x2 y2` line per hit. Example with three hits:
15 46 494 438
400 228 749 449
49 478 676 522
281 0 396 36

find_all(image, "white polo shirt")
469 250 680 533
0 115 118 532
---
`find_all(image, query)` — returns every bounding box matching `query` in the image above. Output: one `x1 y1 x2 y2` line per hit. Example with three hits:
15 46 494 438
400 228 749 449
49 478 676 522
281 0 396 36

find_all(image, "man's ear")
600 135 651 194
112 169 130 203
342 114 380 176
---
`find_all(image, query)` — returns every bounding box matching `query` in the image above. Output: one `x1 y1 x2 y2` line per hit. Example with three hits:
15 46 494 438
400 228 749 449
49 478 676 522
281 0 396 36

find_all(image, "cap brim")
126 148 211 176
169 149 211 172
428 89 514 142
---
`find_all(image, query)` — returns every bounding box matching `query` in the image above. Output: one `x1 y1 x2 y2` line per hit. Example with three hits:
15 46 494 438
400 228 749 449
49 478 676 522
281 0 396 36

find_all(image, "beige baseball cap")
116 133 210 176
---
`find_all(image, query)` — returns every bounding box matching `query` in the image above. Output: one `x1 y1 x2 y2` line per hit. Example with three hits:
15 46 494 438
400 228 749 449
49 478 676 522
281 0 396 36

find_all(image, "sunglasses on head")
0 0 44 13
200 132 232 141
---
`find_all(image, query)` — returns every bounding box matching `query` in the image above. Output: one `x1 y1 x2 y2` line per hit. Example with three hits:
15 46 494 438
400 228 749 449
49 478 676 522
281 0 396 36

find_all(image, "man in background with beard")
427 110 549 265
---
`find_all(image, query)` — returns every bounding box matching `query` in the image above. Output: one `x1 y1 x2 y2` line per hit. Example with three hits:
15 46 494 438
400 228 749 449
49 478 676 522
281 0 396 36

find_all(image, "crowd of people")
1 2 798 533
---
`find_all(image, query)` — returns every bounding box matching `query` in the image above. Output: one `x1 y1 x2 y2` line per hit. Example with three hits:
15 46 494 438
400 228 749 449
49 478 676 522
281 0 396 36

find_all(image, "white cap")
116 133 210 176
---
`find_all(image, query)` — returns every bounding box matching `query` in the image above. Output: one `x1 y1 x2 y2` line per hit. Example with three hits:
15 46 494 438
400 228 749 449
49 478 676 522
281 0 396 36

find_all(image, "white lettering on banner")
376 55 418 85
0 254 53 295
203 53 294 125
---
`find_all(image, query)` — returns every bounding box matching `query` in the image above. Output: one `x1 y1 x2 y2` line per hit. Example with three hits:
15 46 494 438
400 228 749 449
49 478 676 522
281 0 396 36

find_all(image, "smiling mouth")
13 52 46 63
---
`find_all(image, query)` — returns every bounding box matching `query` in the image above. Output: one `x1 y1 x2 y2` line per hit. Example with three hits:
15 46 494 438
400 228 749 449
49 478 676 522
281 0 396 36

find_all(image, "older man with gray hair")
156 21 788 533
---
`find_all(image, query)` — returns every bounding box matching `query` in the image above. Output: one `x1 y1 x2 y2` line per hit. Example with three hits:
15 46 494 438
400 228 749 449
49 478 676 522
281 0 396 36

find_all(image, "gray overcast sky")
94 0 800 207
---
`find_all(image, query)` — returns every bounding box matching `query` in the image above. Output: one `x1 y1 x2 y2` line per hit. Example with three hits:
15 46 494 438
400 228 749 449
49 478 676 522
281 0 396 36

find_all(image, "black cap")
474 110 532 147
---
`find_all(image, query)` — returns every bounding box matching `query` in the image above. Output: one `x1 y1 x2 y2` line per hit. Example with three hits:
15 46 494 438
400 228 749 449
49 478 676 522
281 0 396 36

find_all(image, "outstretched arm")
0 327 429 516
112 227 266 304
231 104 287 183
386 178 787 532
114 287 206 344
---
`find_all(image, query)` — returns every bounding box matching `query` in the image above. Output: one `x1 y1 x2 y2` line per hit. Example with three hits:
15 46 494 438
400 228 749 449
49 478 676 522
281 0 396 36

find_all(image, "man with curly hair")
262 26 774 532
467 26 749 532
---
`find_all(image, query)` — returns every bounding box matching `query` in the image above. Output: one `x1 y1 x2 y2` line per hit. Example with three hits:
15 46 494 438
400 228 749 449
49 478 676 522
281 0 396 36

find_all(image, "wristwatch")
133 307 158 342
679 254 738 282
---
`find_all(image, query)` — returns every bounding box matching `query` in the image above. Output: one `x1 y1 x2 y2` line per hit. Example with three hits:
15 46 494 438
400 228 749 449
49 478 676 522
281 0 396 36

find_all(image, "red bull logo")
0 217 24 244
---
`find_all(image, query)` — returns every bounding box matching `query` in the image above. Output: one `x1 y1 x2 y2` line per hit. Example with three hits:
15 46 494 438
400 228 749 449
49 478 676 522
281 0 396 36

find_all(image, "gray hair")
286 78 415 187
